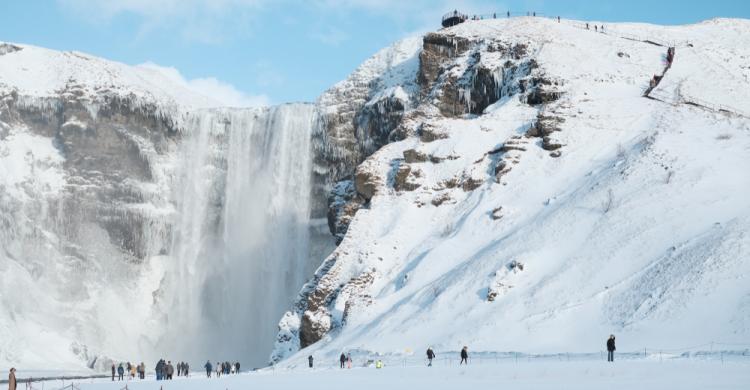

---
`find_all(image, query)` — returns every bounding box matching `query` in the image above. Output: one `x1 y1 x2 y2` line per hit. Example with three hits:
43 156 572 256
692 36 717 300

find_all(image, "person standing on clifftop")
339 352 347 369
460 346 469 365
8 368 17 390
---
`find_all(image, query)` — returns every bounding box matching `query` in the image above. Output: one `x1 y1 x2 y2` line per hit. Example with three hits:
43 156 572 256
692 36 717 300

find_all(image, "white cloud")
59 0 270 43
138 62 270 107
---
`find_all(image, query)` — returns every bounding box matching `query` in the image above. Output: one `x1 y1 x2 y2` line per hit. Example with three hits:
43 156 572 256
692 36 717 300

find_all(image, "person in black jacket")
111 364 115 381
339 352 347 369
426 347 436 366
308 355 314 368
607 335 616 362
460 346 469 365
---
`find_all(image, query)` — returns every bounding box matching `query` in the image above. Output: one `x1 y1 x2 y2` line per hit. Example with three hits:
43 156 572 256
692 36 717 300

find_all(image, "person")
8 368 17 390
460 346 469 365
204 360 212 378
234 362 239 374
493 12 496 19
140 362 146 379
184 362 189 377
339 353 346 369
230 363 235 375
601 25 605 32
375 360 383 369
111 364 115 381
117 364 124 381
166 361 174 380
130 364 136 379
586 22 589 29
308 355 314 368
347 353 352 369
176 362 181 377
557 16 560 23
426 347 436 367
595 25 598 32
607 335 616 362
155 360 162 381
216 361 221 378
533 11 536 17
507 11 510 18
126 362 131 376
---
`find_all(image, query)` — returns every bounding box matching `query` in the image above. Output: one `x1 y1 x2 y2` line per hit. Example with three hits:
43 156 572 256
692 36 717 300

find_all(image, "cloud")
138 62 270 107
58 0 271 43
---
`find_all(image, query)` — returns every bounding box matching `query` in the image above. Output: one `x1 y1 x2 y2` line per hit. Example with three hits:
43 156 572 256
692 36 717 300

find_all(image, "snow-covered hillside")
274 17 750 365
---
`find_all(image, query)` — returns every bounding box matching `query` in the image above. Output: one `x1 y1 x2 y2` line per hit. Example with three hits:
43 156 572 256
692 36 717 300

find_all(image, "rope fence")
275 344 750 372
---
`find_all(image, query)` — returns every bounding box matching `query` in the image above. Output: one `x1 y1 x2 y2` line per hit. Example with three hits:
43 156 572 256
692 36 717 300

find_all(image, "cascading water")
156 103 318 367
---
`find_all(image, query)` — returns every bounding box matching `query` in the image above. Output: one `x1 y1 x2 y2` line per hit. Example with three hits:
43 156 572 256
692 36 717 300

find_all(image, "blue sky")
1 0 748 105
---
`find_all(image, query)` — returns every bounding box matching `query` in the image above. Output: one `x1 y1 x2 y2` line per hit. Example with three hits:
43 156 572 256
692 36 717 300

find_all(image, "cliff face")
272 17 750 365
272 19 564 362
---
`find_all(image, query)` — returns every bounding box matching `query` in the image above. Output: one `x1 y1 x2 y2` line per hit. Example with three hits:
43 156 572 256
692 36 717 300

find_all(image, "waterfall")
157 103 318 367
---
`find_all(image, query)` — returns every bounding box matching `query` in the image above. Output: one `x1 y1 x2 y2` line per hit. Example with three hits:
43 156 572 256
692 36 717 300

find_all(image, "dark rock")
403 148 428 163
542 136 563 151
431 192 452 206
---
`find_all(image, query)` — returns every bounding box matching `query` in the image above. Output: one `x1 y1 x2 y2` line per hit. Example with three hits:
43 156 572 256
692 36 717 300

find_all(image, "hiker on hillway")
117 364 124 381
607 335 616 362
205 360 212 378
9 368 17 390
308 355 314 368
460 346 469 365
340 352 347 368
427 347 436 366
111 364 115 381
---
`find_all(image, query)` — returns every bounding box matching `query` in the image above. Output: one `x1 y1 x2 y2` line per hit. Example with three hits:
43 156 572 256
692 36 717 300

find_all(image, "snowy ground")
18 356 750 390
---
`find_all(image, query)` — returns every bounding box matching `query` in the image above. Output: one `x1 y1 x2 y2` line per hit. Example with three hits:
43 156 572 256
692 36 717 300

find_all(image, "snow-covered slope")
274 17 750 364
0 42 224 118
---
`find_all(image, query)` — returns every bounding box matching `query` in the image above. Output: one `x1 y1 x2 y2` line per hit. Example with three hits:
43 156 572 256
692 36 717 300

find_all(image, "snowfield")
15 357 750 390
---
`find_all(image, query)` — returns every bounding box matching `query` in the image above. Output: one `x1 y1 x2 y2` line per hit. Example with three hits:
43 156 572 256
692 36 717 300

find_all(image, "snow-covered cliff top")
0 42 223 111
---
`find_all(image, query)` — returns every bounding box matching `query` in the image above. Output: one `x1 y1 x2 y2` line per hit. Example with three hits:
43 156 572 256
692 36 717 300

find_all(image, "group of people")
585 22 606 32
111 362 146 381
321 336 617 370
203 361 240 377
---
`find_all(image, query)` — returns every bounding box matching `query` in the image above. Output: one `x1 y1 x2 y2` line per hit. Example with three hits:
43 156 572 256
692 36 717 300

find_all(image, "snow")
0 41 244 122
17 358 750 390
277 16 750 367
